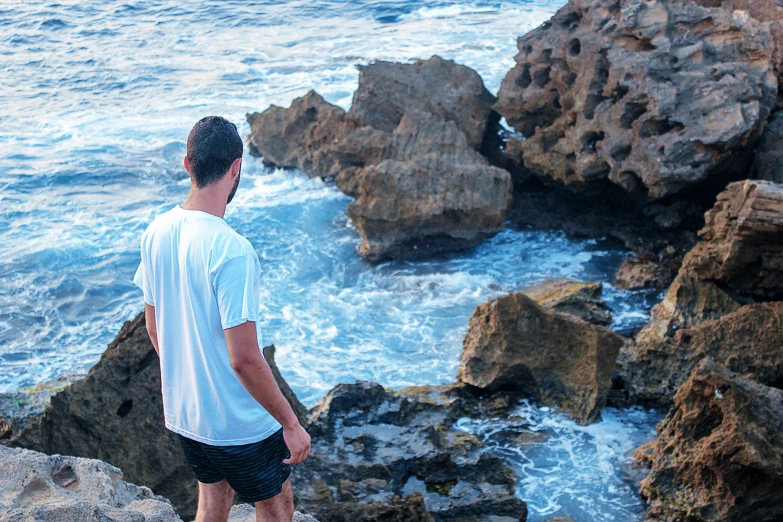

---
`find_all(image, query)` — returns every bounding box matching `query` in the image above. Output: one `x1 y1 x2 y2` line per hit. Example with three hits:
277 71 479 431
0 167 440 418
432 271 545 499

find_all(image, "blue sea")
0 1 663 520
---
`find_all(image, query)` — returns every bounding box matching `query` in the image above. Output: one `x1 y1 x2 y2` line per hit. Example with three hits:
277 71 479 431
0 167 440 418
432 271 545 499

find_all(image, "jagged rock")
619 300 783 406
458 292 624 424
635 360 783 522
293 382 529 522
228 504 319 522
680 180 783 297
0 445 181 522
521 278 612 325
1 313 306 519
494 0 778 198
247 58 513 262
349 56 497 150
613 256 677 290
0 375 76 443
752 110 783 183
263 345 309 428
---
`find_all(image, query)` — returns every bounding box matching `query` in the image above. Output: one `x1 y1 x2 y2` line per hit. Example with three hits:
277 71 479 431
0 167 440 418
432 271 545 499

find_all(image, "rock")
458 292 624 424
2 313 308 519
494 0 778 199
247 58 513 262
263 344 309 427
349 56 497 150
692 0 783 105
228 504 319 522
521 278 612 326
0 375 76 443
635 359 783 522
680 180 783 297
752 110 783 183
293 382 529 522
613 256 677 290
0 444 181 522
619 300 783 407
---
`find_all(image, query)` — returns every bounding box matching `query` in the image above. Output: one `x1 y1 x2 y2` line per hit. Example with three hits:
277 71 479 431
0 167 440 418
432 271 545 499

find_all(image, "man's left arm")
144 303 160 356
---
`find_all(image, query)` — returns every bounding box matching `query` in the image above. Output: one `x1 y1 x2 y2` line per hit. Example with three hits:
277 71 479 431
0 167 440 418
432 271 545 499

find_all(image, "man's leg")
255 479 294 522
195 479 234 522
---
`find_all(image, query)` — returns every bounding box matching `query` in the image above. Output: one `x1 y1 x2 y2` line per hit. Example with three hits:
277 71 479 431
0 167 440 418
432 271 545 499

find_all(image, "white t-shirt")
133 205 281 446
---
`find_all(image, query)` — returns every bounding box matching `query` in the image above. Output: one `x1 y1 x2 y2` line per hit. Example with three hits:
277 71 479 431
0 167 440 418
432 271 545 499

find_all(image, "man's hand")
282 424 311 465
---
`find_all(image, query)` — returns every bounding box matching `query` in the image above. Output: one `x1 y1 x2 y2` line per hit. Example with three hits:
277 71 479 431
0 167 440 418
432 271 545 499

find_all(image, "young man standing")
134 116 310 522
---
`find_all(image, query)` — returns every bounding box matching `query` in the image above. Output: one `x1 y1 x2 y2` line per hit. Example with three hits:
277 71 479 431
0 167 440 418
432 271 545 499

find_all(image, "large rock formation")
247 57 512 262
0 314 307 519
494 0 778 198
635 360 783 522
0 445 181 522
617 180 783 405
613 255 678 290
293 382 529 522
458 292 624 424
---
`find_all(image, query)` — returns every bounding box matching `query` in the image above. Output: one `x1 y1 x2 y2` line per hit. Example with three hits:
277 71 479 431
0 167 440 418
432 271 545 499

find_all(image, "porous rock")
0 444 181 522
521 278 612 326
293 381 529 522
613 256 677 290
228 504 319 522
458 292 624 424
635 359 783 522
494 0 778 198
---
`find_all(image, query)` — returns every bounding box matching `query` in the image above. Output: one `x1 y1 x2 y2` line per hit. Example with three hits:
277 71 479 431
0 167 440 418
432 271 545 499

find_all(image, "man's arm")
225 321 311 465
144 304 160 356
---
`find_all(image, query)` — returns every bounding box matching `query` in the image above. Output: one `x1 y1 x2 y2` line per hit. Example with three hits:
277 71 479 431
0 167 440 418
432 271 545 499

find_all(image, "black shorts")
177 427 292 503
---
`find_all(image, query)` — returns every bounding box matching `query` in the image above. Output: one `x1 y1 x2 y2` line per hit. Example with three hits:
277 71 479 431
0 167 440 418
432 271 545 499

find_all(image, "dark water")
0 2 663 520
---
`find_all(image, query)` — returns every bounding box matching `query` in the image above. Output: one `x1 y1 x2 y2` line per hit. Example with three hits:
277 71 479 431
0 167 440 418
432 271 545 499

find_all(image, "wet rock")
349 56 497 150
521 278 612 326
247 58 513 262
681 180 783 297
0 444 181 522
494 0 777 199
752 110 783 183
293 382 529 522
458 292 624 424
619 300 783 407
2 314 306 519
635 359 783 522
613 256 677 290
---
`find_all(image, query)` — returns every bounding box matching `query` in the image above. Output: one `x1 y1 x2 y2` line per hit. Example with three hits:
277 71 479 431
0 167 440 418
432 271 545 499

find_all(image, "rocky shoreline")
3 0 783 520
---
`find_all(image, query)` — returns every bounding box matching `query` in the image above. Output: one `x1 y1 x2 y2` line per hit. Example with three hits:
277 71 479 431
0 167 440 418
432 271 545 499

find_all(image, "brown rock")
635 359 783 522
0 445 181 522
752 110 783 183
494 0 777 198
613 256 677 290
349 56 497 150
619 300 783 406
521 278 612 325
681 180 783 297
458 292 624 424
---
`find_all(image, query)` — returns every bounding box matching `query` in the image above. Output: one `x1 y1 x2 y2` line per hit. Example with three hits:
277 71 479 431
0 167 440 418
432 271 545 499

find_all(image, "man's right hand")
282 424 311 465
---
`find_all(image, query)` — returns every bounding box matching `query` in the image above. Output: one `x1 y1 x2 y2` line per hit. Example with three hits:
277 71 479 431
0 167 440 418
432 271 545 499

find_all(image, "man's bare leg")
195 480 234 522
255 479 294 522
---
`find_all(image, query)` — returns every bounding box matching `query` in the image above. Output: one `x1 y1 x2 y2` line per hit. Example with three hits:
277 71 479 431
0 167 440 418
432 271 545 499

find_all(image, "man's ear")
183 156 192 175
230 157 242 178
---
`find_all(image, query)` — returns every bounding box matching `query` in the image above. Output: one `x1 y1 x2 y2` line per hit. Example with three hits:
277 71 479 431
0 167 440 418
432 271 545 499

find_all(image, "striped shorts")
177 428 292 503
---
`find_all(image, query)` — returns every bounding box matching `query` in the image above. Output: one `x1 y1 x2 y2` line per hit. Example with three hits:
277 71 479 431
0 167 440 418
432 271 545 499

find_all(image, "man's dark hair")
186 116 243 188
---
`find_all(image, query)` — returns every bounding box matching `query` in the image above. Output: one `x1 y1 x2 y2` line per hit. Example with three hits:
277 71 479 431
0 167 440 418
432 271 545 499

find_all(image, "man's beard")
226 169 240 205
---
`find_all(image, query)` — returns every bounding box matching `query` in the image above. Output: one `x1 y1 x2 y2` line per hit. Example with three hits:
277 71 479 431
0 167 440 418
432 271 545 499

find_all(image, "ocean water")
0 1 662 520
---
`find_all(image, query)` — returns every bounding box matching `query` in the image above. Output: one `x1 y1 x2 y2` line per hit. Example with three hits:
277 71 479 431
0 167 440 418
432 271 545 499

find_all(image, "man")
134 116 310 522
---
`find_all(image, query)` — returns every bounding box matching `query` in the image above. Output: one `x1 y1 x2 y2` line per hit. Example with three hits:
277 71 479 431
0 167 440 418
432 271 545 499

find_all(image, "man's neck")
181 186 227 219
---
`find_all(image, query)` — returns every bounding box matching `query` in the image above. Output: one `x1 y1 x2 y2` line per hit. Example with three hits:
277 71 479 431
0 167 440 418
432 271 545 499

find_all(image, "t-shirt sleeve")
133 260 155 306
213 253 261 329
